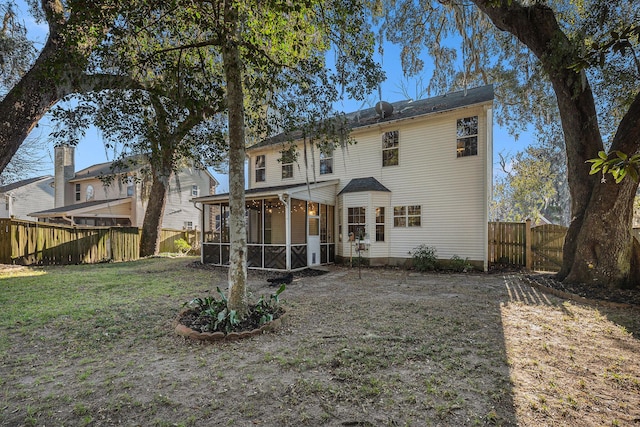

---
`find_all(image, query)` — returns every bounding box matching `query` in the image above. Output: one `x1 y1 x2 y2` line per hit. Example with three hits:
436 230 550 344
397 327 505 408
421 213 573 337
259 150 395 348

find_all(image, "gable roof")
70 154 220 187
30 198 130 216
337 177 391 195
0 176 53 193
248 84 494 151
71 155 148 182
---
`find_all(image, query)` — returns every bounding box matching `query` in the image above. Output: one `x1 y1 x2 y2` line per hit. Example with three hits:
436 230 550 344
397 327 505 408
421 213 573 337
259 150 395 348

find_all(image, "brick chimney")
54 144 75 207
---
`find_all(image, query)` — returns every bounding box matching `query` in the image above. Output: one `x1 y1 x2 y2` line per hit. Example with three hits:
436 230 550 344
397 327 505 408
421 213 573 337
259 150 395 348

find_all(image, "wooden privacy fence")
0 219 140 265
488 220 568 272
159 228 199 254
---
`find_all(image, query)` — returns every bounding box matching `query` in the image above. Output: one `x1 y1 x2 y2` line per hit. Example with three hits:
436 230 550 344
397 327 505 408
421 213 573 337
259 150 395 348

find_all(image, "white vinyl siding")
248 102 491 264
0 178 55 221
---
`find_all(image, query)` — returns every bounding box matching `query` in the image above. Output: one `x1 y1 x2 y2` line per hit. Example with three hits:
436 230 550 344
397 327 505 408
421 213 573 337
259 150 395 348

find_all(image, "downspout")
485 106 493 272
278 193 291 270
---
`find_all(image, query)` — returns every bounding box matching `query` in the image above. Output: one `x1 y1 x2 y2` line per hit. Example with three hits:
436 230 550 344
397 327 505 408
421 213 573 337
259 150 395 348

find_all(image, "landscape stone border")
174 310 288 342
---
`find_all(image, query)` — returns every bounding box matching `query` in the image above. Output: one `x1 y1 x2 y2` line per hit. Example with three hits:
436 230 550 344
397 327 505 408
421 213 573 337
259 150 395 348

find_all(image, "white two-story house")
31 144 218 230
194 85 493 271
0 176 55 221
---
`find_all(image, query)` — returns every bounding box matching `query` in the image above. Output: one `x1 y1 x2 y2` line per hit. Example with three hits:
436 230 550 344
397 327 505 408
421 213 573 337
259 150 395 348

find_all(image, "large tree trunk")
222 2 248 317
472 0 640 288
139 170 171 257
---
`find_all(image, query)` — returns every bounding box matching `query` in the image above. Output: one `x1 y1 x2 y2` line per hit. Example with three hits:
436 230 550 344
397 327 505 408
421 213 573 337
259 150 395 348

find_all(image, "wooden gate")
530 224 567 272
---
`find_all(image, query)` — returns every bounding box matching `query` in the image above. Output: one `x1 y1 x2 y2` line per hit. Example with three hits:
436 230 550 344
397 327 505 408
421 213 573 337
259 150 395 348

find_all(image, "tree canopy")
378 0 640 288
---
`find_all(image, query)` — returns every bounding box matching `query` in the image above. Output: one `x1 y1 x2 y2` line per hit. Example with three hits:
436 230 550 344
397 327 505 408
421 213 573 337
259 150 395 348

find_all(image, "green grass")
0 258 206 330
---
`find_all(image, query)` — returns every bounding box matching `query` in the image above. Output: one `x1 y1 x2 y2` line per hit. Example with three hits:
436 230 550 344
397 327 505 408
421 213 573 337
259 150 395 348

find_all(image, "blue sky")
13 1 531 191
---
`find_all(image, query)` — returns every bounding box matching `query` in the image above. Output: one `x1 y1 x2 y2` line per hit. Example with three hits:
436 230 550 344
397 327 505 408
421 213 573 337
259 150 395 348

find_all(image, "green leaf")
613 150 628 160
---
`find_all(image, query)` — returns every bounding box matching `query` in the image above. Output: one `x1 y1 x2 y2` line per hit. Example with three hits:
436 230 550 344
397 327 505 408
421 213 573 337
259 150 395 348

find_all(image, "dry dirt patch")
1 260 638 426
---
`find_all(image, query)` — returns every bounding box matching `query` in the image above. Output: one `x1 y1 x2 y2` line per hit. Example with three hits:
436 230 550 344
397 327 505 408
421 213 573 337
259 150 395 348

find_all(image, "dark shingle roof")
0 176 52 193
337 177 390 195
30 198 130 216
248 85 494 150
71 155 147 181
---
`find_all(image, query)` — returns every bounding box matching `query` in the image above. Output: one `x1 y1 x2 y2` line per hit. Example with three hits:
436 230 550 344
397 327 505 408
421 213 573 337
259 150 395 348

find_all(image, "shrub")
183 285 286 333
174 238 192 256
449 255 472 272
409 245 438 271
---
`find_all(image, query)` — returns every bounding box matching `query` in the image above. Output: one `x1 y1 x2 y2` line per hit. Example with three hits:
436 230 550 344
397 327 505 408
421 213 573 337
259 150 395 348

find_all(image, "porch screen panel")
290 198 306 244
220 204 230 243
247 245 263 268
203 244 221 265
247 200 263 244
264 198 285 244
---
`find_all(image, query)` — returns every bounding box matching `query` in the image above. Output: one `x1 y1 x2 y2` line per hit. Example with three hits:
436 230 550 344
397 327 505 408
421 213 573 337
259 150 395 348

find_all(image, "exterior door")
307 215 321 266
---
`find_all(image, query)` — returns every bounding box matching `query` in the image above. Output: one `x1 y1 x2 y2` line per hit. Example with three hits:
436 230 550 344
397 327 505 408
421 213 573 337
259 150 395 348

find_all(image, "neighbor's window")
127 176 135 196
184 221 193 230
348 207 366 240
85 185 94 201
75 183 81 201
255 155 266 182
191 185 199 196
394 205 421 227
320 145 333 174
382 130 399 167
281 147 296 179
456 116 478 157
375 207 385 242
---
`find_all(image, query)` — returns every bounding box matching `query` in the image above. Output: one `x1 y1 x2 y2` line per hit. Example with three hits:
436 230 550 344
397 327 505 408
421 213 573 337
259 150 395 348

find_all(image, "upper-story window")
127 176 135 196
280 147 296 180
456 116 478 158
191 185 199 196
75 183 81 201
320 145 333 175
255 155 266 182
382 130 399 167
85 185 94 201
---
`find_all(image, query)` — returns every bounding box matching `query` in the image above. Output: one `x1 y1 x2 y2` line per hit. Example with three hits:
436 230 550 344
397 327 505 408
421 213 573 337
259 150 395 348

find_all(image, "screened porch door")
307 215 321 266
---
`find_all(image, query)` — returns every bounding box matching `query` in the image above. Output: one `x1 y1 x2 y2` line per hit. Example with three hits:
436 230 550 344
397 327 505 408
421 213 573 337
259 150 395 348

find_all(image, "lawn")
1 258 638 426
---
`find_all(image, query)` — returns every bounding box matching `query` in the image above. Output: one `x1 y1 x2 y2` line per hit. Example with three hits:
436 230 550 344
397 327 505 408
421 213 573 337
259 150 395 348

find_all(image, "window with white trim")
456 116 478 157
191 185 199 196
184 221 193 230
375 207 385 242
75 183 81 201
255 155 266 182
393 205 421 227
348 207 366 240
320 146 333 174
382 130 399 167
281 148 296 179
127 176 135 196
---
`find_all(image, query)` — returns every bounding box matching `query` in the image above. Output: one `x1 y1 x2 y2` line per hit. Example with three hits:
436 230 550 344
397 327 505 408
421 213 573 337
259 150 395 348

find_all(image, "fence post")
525 219 532 271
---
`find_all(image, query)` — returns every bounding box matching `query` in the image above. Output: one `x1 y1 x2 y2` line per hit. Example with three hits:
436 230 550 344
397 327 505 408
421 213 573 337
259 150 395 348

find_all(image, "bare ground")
1 261 639 426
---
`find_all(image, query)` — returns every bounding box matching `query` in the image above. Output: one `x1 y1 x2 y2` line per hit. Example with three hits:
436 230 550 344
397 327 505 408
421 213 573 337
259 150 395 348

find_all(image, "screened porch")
202 196 335 270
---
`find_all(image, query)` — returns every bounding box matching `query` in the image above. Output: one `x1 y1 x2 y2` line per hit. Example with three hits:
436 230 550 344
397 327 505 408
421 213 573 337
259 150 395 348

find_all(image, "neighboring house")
0 176 55 221
31 145 218 230
194 85 494 271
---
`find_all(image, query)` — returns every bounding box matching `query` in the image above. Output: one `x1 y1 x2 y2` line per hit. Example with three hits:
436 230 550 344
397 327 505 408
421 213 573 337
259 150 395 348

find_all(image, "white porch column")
279 194 291 270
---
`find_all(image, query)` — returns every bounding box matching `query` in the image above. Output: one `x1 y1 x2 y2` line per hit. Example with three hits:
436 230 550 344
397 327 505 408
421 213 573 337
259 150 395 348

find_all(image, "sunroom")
193 180 338 271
